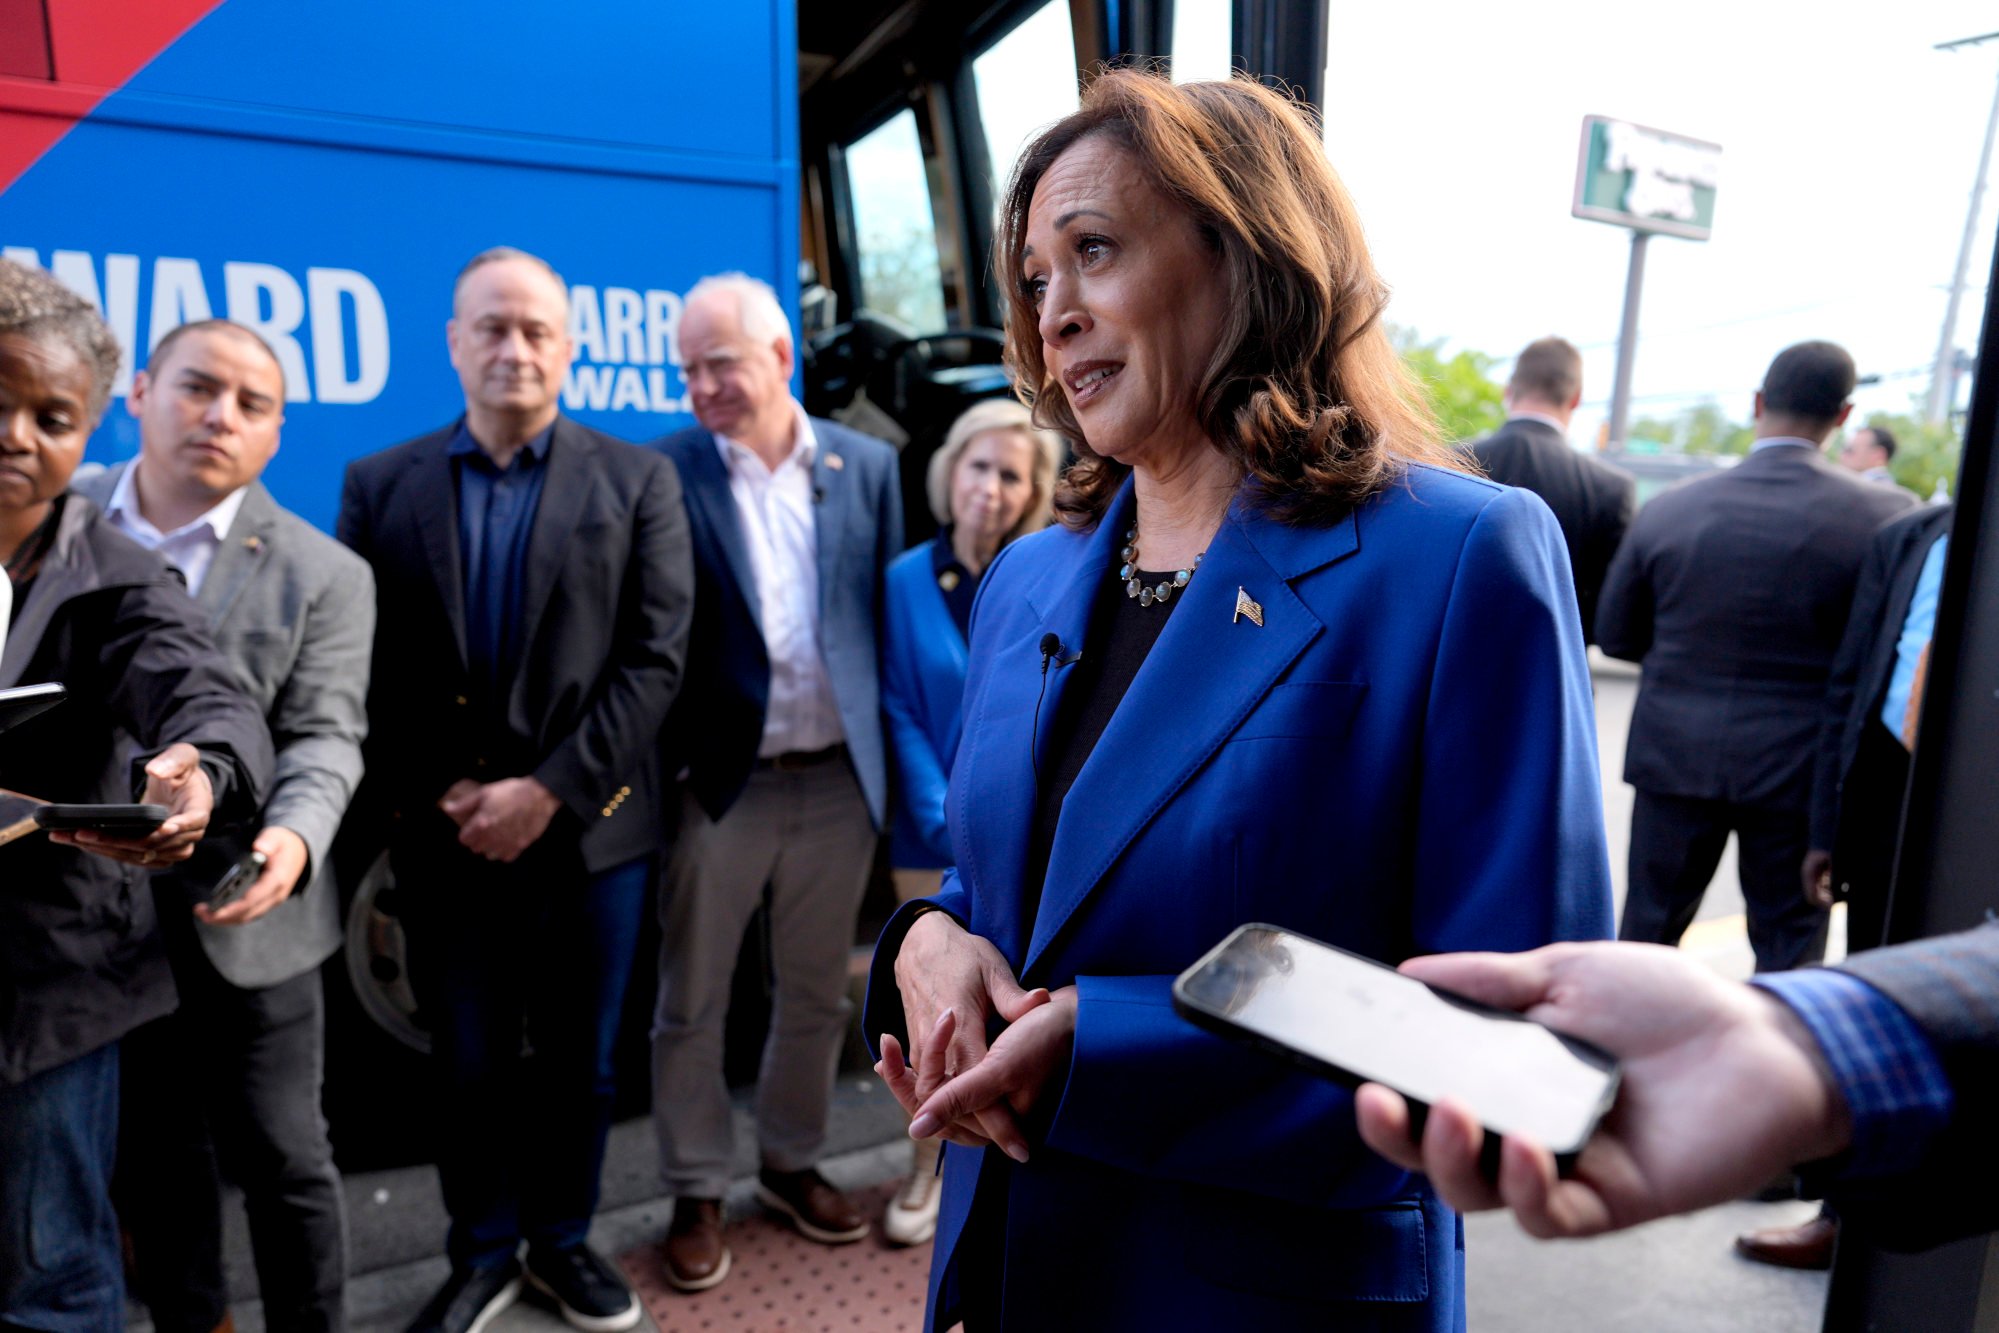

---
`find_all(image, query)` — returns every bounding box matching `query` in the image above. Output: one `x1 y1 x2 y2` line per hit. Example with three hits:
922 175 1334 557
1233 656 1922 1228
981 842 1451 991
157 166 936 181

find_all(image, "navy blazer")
652 418 902 828
865 466 1613 1331
1597 444 1916 809
881 538 968 868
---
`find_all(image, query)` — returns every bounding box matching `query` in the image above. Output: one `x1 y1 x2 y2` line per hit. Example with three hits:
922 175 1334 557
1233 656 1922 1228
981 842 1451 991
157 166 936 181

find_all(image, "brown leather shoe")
1735 1211 1838 1270
662 1197 731 1292
756 1167 870 1244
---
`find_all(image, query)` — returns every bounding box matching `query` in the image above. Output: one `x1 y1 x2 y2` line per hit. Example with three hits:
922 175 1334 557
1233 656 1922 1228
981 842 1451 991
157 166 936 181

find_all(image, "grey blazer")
73 466 375 989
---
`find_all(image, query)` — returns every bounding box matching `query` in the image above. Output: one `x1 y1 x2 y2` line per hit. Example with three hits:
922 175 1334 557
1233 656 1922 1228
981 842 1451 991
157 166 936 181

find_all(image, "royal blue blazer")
864 465 1614 1331
882 538 969 869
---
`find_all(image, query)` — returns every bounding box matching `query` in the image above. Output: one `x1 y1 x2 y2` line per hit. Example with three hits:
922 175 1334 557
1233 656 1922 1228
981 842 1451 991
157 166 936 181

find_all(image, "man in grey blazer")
647 273 902 1292
76 318 373 1333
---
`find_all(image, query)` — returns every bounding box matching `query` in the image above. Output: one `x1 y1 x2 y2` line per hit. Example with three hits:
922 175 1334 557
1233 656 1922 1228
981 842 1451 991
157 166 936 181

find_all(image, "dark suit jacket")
75 468 375 989
0 497 272 1084
337 416 693 873
1828 923 1999 1250
1810 504 1951 902
1597 444 1917 809
1467 417 1635 642
650 417 901 829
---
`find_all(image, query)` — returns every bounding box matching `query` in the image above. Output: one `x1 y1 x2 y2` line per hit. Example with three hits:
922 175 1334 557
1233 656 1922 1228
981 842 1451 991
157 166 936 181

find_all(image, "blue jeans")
398 833 652 1269
0 1043 122 1333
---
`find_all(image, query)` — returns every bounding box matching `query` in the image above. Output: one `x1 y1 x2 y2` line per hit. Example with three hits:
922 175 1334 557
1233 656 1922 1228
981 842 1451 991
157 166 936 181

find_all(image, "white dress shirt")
715 404 845 757
102 462 249 598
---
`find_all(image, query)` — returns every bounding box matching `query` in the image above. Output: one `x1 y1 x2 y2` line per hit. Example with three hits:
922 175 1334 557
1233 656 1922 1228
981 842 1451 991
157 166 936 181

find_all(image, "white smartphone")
1174 923 1620 1174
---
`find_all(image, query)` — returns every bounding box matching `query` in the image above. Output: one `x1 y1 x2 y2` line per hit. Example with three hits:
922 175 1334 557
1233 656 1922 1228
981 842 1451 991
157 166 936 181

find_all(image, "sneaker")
524 1243 642 1332
405 1258 522 1333
883 1136 942 1246
756 1167 870 1244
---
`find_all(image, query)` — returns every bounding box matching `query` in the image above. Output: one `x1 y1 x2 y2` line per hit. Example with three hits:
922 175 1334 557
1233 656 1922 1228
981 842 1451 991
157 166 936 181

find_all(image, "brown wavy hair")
996 70 1461 528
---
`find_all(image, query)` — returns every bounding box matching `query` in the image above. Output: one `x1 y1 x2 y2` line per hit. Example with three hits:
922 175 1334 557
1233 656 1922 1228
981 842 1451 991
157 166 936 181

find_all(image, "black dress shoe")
405 1258 522 1333
525 1243 641 1332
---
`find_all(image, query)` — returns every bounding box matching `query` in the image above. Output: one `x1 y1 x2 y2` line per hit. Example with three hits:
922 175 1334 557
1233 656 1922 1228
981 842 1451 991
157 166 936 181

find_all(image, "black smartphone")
1173 923 1620 1174
34 804 171 837
0 683 65 734
209 849 268 908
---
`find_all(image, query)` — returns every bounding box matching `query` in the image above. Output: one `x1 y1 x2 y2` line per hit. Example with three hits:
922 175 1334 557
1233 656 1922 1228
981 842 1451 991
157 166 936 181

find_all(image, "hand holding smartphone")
1174 924 1620 1175
209 849 269 909
34 804 171 837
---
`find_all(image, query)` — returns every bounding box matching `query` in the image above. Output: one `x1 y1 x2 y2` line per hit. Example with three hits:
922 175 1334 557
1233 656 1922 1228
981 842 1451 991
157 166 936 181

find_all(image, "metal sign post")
1571 116 1721 447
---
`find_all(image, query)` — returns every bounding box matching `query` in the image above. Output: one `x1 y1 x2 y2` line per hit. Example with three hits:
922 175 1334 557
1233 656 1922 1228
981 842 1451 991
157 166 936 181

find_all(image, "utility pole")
1606 232 1651 451
1927 31 1999 425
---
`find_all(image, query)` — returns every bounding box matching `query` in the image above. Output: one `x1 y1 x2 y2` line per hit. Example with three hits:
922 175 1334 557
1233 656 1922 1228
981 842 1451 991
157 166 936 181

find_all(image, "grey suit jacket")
74 466 375 989
1827 923 1999 1249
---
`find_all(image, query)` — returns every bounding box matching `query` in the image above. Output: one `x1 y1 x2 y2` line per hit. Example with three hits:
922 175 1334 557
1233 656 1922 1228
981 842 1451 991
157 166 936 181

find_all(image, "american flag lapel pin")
825 452 844 471
1233 586 1264 627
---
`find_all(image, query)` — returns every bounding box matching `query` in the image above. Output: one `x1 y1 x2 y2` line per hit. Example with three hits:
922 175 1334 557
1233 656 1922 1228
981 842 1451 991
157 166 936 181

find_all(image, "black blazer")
1597 444 1917 809
0 497 272 1085
1810 503 1951 880
1467 417 1635 642
337 416 693 873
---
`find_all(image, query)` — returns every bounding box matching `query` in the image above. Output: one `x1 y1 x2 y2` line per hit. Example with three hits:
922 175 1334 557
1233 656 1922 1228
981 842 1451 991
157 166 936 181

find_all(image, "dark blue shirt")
450 420 553 689
929 526 981 641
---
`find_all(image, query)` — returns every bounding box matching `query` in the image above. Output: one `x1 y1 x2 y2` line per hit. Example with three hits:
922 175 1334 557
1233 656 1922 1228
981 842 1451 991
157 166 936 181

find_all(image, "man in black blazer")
1598 342 1916 972
338 248 693 1333
1467 337 1635 642
1735 500 1953 1269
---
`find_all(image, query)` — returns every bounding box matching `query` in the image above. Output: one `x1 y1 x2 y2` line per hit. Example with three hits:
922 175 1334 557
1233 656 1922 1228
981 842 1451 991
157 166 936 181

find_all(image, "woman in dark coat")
0 258 272 1333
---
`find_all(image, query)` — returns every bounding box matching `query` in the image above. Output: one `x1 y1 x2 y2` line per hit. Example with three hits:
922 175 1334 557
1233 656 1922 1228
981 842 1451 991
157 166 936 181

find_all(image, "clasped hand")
439 776 561 862
876 910 1076 1163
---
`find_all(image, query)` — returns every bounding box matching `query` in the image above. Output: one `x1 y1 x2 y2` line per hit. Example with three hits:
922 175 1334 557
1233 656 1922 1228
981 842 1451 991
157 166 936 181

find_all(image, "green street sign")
1572 116 1720 241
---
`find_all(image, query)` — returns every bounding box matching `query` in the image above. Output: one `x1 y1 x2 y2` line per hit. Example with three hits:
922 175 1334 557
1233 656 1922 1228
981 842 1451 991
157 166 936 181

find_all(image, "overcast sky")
853 0 1999 447
1319 1 1999 443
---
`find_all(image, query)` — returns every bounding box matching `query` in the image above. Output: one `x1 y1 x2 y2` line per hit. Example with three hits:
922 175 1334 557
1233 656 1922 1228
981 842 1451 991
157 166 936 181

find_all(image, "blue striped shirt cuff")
1752 968 1954 1181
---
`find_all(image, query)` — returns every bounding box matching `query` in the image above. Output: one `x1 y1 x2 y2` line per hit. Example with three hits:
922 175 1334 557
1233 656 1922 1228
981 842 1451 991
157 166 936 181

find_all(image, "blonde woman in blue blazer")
865 72 1613 1332
879 399 1061 1244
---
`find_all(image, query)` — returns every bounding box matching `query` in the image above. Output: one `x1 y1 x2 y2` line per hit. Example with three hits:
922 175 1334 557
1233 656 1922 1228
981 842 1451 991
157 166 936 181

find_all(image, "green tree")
1627 401 1753 455
1394 328 1504 443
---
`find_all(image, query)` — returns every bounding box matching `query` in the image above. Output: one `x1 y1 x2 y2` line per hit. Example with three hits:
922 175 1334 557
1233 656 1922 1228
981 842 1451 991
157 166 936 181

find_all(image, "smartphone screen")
1175 924 1618 1158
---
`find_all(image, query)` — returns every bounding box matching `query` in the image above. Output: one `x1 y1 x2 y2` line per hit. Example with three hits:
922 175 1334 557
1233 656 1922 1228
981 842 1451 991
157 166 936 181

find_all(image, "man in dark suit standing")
1467 337 1635 642
1735 499 1953 1269
76 319 373 1333
647 273 901 1292
338 248 693 1333
1598 341 1916 972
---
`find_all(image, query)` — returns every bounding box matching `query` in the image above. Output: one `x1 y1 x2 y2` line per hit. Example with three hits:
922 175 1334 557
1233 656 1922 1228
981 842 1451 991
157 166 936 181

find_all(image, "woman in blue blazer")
880 398 1062 1244
864 73 1613 1331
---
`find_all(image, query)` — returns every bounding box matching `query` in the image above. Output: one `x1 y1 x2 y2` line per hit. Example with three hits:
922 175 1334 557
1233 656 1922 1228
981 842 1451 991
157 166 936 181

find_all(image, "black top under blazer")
337 416 694 873
1597 443 1916 810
